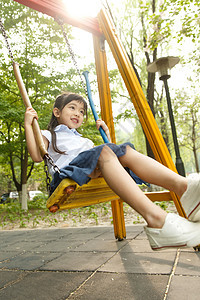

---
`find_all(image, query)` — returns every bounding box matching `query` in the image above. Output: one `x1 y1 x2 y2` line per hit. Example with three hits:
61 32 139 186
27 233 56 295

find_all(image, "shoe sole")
151 234 200 251
151 243 187 251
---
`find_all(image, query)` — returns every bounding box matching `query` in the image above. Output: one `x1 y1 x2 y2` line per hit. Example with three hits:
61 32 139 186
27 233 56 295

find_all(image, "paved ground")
0 225 200 300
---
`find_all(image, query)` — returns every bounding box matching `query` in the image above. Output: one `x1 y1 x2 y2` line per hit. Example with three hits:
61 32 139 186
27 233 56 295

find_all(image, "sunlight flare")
62 0 101 18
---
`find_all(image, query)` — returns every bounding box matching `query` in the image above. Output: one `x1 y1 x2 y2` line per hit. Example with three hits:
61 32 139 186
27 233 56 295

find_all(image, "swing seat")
46 177 173 212
46 177 120 212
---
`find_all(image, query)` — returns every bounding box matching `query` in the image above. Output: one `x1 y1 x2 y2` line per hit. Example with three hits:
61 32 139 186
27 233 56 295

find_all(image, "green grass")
0 196 114 230
0 195 175 230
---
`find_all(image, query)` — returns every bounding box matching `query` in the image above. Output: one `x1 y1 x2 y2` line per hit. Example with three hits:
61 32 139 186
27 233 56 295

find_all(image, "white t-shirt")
42 124 94 176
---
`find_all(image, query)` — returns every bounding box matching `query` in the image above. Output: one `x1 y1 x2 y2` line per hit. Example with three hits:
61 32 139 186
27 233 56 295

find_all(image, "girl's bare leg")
119 146 187 198
97 146 200 250
97 146 167 228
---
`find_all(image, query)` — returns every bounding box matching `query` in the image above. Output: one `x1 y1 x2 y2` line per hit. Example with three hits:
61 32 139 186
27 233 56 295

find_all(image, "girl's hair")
47 92 88 154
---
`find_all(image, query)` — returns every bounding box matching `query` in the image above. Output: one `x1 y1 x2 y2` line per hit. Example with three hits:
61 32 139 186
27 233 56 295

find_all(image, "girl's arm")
24 107 49 162
96 119 112 142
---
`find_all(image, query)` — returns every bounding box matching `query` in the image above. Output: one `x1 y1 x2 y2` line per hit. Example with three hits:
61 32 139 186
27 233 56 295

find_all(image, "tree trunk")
21 147 29 210
190 109 199 172
21 183 28 211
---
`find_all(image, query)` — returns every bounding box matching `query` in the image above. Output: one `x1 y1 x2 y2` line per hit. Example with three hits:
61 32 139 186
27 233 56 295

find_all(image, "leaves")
0 0 98 197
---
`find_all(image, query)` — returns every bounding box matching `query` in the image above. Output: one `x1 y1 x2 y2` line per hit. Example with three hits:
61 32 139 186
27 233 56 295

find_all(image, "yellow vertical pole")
97 8 186 217
93 35 126 239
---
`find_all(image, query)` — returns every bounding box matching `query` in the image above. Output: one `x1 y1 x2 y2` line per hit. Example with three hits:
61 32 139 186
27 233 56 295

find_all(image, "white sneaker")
180 174 200 222
144 213 200 251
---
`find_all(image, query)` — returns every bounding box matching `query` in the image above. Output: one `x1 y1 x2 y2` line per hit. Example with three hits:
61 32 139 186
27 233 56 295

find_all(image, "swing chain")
0 17 15 63
44 159 51 194
55 17 88 96
44 154 60 194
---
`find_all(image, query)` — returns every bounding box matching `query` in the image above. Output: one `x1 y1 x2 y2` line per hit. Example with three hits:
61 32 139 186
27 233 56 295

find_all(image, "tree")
173 94 200 173
107 0 200 172
0 0 94 208
107 0 174 157
0 1 104 209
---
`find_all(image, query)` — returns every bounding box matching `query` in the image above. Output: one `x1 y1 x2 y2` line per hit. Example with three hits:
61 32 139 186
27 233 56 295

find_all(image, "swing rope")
55 18 88 96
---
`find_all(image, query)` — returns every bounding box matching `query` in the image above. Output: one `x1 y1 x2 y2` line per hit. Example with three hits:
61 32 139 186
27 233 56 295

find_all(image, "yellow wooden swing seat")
46 177 174 213
46 177 119 212
47 175 174 211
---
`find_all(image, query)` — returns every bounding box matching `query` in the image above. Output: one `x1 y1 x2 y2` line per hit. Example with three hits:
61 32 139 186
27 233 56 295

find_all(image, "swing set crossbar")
14 0 102 36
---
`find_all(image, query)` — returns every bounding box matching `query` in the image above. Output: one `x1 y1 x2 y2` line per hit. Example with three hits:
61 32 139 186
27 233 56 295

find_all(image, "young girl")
25 92 200 251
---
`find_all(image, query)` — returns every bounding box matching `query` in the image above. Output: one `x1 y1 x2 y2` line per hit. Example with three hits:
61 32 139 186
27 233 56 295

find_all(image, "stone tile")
0 271 91 300
93 231 119 240
0 270 24 289
175 251 200 276
167 275 200 300
0 242 14 251
0 252 61 271
69 272 169 300
135 231 147 240
120 239 153 253
61 230 105 241
125 225 144 235
37 239 84 252
14 229 68 242
99 252 177 274
94 225 144 241
0 251 21 263
77 226 112 235
1 241 44 252
1 226 195 300
74 239 128 252
42 251 115 271
121 239 177 253
0 230 25 238
0 231 26 245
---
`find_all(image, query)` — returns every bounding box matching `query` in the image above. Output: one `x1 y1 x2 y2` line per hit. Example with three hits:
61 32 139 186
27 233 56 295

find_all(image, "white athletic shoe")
180 174 200 222
144 213 200 251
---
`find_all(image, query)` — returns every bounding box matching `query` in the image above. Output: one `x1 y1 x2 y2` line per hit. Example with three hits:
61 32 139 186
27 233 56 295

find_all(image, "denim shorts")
50 142 149 194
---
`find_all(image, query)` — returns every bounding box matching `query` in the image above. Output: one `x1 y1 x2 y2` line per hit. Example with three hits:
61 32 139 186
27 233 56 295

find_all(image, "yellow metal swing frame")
14 0 186 240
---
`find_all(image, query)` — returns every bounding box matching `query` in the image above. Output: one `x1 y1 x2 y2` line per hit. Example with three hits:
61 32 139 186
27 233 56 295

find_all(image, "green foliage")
172 92 200 173
164 0 200 42
0 190 176 230
0 197 113 229
0 0 98 196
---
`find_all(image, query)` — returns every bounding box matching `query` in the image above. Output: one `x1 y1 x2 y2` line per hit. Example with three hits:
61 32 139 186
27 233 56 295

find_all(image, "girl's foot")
145 213 200 251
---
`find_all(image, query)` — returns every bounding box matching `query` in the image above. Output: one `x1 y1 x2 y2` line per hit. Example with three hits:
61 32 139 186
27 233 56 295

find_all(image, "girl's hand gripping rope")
96 119 111 143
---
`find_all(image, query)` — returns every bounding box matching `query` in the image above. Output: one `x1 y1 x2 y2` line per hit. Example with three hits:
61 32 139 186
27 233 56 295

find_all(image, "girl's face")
53 100 85 129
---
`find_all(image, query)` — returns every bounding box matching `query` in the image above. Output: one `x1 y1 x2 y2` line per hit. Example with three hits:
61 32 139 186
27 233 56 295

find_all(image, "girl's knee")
118 145 137 167
99 145 116 159
98 146 117 168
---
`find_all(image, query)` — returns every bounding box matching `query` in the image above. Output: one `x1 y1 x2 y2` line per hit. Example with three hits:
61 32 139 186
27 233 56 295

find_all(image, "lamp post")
147 56 185 176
